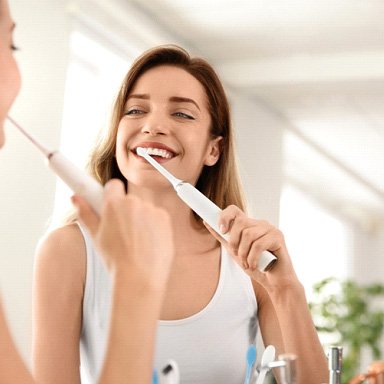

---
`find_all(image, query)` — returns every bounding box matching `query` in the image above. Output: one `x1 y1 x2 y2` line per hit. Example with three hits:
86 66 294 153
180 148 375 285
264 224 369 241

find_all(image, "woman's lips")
136 146 173 159
132 148 176 164
132 143 177 163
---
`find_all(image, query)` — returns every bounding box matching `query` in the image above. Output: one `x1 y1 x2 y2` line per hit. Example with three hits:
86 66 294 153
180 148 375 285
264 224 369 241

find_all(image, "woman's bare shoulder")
38 222 85 251
35 223 86 280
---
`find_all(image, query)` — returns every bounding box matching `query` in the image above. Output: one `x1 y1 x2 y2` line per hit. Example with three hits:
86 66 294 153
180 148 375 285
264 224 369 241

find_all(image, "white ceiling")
83 0 384 228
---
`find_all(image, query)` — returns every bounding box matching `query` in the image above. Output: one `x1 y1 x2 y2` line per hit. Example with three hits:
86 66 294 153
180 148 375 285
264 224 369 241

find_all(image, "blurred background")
1 0 383 371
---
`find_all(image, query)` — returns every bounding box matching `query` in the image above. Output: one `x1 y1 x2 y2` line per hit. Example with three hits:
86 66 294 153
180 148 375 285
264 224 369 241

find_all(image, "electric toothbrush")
244 345 257 384
7 116 104 214
136 147 277 272
255 345 276 384
160 360 180 384
152 369 159 384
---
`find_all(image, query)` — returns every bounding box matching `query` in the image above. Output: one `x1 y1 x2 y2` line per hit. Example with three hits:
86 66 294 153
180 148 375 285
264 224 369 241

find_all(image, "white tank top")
78 224 258 384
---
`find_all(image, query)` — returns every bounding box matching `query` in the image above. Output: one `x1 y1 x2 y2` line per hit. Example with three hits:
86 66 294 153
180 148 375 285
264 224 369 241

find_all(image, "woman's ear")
204 136 223 166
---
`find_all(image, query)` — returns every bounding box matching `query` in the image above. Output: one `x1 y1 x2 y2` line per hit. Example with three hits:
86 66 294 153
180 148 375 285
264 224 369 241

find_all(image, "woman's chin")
127 175 174 192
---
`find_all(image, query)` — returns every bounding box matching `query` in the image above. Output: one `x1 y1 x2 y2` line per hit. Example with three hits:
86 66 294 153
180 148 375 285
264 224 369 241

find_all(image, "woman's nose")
141 116 169 136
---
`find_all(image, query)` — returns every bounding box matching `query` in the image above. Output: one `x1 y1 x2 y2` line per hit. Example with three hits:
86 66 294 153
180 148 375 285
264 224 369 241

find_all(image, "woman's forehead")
131 65 208 103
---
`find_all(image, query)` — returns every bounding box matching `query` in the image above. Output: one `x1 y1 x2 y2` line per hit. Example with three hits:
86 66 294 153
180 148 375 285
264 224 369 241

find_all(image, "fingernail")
220 224 226 234
71 195 80 209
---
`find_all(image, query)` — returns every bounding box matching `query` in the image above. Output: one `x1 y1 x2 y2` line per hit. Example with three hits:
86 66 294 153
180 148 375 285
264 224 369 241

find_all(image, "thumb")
203 221 228 246
71 195 99 237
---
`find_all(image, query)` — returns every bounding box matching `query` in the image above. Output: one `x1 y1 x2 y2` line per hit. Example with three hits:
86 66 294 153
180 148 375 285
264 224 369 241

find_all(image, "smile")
133 142 177 161
136 147 174 159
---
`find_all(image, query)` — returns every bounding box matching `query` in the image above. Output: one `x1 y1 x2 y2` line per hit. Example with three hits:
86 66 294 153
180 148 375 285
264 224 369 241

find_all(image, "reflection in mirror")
1 0 383 377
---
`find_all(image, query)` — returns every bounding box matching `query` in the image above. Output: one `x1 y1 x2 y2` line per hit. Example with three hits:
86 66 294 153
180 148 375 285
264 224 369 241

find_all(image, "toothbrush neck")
174 180 185 190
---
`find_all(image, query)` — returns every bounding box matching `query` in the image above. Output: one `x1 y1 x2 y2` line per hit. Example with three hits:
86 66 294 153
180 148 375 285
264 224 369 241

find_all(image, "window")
279 183 351 300
51 31 132 225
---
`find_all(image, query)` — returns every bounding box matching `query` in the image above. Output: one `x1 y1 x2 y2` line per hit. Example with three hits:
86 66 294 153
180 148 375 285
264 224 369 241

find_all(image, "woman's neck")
127 183 218 255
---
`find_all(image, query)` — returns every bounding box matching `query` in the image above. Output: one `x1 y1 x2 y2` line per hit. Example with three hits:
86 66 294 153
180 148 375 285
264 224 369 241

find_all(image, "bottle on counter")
328 346 343 384
277 354 297 384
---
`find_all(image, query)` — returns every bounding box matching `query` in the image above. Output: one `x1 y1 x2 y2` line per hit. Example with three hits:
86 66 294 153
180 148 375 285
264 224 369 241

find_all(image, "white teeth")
136 146 173 159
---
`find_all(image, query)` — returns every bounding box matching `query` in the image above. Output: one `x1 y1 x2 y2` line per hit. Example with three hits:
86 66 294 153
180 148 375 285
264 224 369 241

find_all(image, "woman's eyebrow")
169 96 200 111
127 94 200 111
127 94 149 100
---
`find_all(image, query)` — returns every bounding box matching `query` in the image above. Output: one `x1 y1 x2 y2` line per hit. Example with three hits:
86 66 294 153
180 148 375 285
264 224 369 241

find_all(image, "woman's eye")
174 112 194 120
125 109 144 116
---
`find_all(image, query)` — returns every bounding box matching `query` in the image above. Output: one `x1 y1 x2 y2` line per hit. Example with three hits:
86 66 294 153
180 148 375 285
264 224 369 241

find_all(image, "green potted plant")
309 277 384 383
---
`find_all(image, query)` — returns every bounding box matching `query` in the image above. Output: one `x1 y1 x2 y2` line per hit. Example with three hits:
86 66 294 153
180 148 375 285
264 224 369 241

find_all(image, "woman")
0 1 173 383
0 0 34 381
34 45 329 383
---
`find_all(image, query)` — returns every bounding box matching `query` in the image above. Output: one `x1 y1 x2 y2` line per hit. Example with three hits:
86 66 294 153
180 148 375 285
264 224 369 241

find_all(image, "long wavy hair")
67 45 246 222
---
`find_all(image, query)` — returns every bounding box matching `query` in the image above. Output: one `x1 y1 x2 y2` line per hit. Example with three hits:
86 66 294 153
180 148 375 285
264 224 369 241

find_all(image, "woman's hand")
205 206 328 384
71 179 174 291
204 205 299 288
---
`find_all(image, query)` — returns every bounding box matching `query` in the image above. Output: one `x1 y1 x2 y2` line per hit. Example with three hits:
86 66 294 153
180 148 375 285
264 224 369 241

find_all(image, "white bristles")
136 147 147 156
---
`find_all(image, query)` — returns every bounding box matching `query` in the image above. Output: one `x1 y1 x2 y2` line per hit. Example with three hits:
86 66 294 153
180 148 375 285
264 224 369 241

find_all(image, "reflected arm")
0 298 35 384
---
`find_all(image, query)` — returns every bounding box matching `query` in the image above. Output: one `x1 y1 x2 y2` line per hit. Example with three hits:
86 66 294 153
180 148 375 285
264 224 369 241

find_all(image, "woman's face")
0 0 21 148
115 65 222 189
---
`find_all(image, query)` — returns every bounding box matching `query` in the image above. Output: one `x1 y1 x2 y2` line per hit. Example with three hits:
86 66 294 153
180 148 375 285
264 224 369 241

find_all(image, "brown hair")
68 45 246 222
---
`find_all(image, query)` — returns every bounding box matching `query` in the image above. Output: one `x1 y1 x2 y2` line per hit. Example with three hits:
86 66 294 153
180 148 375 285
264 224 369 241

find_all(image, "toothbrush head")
136 147 148 157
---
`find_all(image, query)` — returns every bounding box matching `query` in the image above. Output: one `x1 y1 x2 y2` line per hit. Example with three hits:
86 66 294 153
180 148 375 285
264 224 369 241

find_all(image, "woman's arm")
32 224 86 384
97 270 166 384
207 205 328 384
0 299 35 384
72 179 174 384
255 279 327 383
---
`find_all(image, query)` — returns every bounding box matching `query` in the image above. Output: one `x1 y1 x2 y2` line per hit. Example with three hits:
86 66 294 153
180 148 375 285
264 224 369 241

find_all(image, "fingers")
246 235 273 271
71 179 126 237
71 195 99 236
236 226 259 268
218 205 279 271
218 205 242 235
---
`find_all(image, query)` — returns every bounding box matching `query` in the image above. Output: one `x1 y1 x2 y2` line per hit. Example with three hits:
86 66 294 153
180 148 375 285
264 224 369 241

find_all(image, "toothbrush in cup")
7 116 104 214
244 345 257 384
255 345 276 384
160 360 180 384
136 147 277 272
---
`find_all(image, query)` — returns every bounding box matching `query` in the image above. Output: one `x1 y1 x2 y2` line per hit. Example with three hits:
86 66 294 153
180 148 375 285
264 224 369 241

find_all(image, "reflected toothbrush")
255 345 276 384
160 360 180 384
7 116 104 214
152 369 159 384
137 147 277 272
244 345 257 384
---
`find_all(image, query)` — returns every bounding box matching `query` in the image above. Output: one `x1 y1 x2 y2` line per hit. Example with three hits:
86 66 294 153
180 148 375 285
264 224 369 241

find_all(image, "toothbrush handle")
176 183 277 271
244 366 252 384
48 151 104 215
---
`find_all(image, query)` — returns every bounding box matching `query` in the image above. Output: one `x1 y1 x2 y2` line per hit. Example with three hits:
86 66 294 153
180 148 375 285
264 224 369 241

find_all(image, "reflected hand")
72 179 174 291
